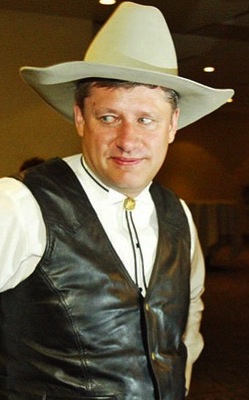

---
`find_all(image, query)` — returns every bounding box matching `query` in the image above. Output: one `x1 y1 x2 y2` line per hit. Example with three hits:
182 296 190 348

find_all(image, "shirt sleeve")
0 177 45 292
180 200 205 394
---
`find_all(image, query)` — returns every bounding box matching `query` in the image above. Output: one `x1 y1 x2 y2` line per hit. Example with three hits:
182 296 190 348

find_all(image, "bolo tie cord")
81 158 147 292
125 209 148 293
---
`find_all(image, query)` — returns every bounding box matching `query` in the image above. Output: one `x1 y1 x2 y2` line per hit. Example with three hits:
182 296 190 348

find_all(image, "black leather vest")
0 158 190 400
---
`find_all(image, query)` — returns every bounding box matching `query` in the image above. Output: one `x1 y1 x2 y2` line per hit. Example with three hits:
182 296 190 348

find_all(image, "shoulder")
151 181 186 217
0 177 41 227
0 178 45 292
0 177 34 205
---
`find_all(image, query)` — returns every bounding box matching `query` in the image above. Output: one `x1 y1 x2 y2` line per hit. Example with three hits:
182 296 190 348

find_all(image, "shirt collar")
78 156 153 210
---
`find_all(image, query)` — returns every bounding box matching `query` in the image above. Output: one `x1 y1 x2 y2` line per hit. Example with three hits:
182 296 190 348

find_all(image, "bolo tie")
123 198 148 293
81 158 147 293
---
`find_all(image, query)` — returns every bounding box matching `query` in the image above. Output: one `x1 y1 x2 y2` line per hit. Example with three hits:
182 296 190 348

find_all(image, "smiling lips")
111 157 144 167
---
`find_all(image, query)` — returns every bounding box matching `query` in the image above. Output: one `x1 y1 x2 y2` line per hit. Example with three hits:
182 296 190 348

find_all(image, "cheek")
83 131 110 157
157 147 168 165
153 137 170 165
153 133 169 153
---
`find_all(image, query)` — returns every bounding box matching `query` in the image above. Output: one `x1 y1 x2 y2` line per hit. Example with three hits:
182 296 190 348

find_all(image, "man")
0 2 234 399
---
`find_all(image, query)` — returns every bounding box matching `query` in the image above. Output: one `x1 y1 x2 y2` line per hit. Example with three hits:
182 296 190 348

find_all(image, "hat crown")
20 1 234 130
84 2 178 74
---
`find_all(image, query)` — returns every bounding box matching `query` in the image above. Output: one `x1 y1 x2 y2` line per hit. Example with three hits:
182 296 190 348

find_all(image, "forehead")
75 80 179 113
84 85 173 116
82 85 174 120
87 84 169 104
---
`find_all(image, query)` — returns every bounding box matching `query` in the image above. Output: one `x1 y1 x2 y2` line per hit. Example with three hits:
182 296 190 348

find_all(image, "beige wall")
0 9 92 176
1 9 248 212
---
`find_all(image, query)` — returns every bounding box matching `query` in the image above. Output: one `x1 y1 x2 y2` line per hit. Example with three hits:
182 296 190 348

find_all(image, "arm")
0 177 45 292
180 200 205 393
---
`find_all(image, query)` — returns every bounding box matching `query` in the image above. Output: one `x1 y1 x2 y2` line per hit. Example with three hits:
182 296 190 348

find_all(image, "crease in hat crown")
84 1 178 75
20 1 234 129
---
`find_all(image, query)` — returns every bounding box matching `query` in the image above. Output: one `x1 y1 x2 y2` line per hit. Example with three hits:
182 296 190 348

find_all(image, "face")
74 85 179 198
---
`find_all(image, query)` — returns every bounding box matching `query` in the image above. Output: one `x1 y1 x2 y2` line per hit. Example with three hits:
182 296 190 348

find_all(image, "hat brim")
20 61 234 130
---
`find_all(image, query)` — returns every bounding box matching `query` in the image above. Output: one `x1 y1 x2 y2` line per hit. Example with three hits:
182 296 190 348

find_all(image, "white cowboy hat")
20 1 234 129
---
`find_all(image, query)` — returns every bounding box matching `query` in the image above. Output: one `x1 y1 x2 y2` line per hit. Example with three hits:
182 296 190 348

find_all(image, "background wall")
157 111 248 202
0 9 92 176
1 8 248 235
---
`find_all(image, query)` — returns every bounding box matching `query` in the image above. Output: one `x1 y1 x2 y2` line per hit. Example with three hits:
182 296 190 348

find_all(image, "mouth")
111 157 143 167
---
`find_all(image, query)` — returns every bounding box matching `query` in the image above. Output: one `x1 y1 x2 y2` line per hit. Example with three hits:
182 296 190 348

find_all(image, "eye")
100 115 116 124
138 117 153 125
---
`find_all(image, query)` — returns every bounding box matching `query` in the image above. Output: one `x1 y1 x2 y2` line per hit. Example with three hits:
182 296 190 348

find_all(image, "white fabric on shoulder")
0 177 45 291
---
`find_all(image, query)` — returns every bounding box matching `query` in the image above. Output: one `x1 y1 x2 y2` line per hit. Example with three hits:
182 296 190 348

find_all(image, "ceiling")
1 0 249 114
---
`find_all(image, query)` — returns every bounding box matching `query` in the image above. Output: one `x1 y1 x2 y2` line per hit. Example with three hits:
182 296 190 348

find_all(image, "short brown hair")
75 78 179 112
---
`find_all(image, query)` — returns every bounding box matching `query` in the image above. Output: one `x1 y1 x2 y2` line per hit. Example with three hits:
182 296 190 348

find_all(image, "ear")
74 104 85 138
168 108 179 144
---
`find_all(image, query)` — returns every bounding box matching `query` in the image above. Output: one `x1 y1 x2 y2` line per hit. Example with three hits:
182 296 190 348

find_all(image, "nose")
116 121 140 153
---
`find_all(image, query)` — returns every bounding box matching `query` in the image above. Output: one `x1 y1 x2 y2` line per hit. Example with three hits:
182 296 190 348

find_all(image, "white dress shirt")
0 153 205 391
